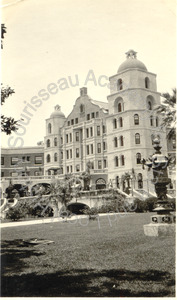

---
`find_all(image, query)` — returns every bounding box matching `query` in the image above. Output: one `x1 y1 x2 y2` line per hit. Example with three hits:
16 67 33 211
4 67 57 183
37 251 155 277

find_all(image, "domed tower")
106 50 167 194
44 105 66 175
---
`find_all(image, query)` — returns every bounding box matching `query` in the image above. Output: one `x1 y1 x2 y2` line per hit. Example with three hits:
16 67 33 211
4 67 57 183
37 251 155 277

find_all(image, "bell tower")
106 50 167 194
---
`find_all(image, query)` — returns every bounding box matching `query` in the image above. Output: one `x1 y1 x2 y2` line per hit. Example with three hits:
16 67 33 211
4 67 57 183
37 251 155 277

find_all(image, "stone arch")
67 202 89 215
31 183 51 196
95 178 106 190
114 97 123 113
146 95 155 110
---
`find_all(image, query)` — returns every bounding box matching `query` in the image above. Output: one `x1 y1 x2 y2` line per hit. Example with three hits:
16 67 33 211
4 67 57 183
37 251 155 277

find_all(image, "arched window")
120 136 124 146
156 117 158 127
54 138 57 146
47 139 50 147
61 137 63 144
145 77 150 89
119 117 123 127
148 101 152 110
46 154 50 163
121 155 125 166
54 153 58 162
115 156 119 167
114 137 118 147
134 114 139 125
136 153 141 164
80 104 85 113
48 123 52 133
150 116 153 126
135 133 140 144
138 173 143 188
117 78 123 90
61 151 63 159
113 118 117 129
118 103 122 112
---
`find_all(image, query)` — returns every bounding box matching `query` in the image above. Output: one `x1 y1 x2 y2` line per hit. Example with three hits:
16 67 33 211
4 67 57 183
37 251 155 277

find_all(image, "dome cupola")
118 50 147 73
50 105 65 118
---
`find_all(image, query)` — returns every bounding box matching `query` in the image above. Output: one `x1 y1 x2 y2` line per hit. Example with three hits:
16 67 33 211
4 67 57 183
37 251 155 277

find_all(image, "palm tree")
156 88 176 139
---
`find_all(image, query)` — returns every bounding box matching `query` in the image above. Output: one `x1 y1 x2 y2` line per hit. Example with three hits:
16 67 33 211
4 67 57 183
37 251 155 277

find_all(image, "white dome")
118 50 147 73
50 105 65 118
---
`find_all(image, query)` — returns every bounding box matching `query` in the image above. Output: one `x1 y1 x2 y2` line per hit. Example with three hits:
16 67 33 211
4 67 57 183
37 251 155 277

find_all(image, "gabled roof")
90 99 109 112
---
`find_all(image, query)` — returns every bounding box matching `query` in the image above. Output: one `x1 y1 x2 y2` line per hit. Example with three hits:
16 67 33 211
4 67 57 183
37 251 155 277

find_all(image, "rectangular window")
67 121 70 126
66 134 68 143
11 157 18 165
91 112 95 118
96 112 99 118
103 125 106 134
71 119 74 125
87 114 90 120
76 148 79 158
76 164 80 172
70 165 73 173
27 156 30 162
98 160 102 169
22 156 25 162
67 166 69 173
91 144 93 154
75 118 78 124
97 143 101 153
1 157 4 165
87 145 89 155
70 149 72 158
66 150 69 159
104 159 107 168
1 172 4 177
76 132 79 142
97 126 100 136
86 128 89 138
70 133 72 142
103 141 106 151
35 156 42 164
90 127 93 136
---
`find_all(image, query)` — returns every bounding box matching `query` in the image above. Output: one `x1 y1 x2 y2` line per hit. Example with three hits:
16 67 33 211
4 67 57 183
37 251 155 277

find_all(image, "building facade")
1 50 175 196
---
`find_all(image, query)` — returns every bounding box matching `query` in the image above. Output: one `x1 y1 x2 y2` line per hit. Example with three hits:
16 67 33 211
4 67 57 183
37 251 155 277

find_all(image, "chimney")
80 87 87 96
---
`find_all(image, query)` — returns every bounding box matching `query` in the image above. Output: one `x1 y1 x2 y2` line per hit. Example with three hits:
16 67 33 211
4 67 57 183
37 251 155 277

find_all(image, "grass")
1 212 175 297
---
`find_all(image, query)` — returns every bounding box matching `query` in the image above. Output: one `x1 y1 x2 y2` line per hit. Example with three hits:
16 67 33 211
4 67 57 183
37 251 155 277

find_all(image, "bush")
6 206 26 221
133 198 147 213
144 197 157 212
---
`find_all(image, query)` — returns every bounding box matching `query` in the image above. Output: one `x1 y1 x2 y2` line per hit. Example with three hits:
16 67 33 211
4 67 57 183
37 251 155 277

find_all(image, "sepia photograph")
1 0 176 298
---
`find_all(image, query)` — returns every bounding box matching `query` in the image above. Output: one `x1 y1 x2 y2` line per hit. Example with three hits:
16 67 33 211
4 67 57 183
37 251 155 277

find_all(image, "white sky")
1 0 176 147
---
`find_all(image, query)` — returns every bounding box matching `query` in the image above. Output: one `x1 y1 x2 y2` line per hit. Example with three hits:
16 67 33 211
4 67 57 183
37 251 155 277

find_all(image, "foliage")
1 24 19 135
6 201 30 221
133 198 147 213
1 24 6 49
156 88 176 139
144 197 158 212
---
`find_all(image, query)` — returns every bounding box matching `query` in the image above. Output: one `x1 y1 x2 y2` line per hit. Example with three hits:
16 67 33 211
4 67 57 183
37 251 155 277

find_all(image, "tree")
1 24 19 135
156 88 176 139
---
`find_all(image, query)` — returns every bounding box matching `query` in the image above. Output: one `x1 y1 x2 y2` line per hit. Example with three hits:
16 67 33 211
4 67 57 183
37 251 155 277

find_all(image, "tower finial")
125 49 137 59
54 105 61 111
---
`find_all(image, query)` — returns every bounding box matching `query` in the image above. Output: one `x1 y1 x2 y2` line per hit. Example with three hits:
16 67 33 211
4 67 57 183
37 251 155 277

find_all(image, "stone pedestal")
144 223 175 237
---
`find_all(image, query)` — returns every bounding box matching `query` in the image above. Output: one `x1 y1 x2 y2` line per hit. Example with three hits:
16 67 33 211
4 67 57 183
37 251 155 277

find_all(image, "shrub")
144 197 157 212
133 198 147 213
6 206 26 221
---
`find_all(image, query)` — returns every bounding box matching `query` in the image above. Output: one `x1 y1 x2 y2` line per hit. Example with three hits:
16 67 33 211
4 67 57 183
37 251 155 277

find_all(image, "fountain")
142 138 175 236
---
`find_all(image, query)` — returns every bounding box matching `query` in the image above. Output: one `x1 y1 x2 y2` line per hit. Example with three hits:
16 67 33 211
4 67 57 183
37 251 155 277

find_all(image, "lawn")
1 212 175 297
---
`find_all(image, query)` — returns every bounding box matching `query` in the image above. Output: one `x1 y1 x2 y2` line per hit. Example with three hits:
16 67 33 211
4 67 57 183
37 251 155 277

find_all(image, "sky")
1 0 176 147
